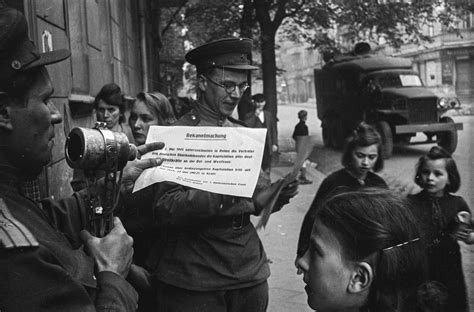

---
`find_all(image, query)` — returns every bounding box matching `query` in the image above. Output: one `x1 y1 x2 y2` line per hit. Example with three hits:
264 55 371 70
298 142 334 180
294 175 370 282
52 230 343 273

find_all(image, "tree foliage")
182 0 472 53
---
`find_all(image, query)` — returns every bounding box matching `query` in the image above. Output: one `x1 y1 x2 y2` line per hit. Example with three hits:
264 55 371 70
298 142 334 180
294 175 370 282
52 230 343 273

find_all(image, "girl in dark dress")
295 122 388 265
408 146 474 312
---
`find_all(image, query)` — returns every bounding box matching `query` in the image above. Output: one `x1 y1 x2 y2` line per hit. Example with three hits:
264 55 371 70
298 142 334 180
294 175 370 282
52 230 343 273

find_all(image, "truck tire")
331 118 345 149
376 121 393 159
322 121 331 147
437 116 457 154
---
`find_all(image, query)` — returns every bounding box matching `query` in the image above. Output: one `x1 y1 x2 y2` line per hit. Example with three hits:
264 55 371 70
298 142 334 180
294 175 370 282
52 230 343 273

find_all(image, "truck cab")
314 47 463 158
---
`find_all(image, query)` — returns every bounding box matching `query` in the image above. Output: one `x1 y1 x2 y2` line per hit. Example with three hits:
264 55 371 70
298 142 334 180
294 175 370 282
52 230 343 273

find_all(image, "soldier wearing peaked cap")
0 6 164 311
131 38 298 312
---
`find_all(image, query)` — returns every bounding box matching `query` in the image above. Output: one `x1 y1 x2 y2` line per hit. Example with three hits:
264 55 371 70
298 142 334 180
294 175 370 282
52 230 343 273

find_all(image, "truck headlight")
438 97 448 108
450 97 461 108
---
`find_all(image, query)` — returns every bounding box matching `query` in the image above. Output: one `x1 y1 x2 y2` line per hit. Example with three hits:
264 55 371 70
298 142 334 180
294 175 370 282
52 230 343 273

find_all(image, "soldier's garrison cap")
0 6 70 83
185 38 258 73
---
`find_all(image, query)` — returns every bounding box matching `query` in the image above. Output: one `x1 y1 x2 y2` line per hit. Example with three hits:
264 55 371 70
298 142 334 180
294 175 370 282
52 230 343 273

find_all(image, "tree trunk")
238 0 255 120
260 30 278 146
253 0 281 145
240 0 254 38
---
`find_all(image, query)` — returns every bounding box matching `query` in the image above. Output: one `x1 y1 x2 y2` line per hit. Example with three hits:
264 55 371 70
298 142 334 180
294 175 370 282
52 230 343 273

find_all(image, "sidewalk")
256 149 324 312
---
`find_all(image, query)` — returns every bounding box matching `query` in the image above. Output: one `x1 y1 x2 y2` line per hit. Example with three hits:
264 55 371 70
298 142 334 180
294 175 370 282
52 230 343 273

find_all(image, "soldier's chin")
17 158 51 177
220 103 236 116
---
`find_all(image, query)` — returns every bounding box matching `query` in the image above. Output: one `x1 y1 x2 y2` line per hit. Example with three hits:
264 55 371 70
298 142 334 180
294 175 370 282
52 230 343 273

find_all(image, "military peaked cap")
0 6 70 83
185 38 258 72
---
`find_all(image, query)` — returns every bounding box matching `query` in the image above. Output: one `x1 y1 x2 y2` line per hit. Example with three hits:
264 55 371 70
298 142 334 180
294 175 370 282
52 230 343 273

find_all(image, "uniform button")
220 204 223 209
11 60 21 70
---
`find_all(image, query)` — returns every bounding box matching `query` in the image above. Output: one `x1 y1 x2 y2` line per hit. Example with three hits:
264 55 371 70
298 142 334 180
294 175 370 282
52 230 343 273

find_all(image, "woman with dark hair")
70 83 135 191
408 146 473 311
296 122 388 262
298 189 427 312
129 91 177 146
94 83 134 144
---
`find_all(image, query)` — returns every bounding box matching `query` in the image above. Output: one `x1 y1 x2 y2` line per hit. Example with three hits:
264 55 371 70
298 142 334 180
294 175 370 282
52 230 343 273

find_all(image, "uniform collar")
0 164 40 199
195 102 229 126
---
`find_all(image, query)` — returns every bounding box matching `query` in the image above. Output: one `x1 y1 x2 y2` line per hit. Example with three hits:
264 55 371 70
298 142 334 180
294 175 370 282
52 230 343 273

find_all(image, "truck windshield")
375 73 423 88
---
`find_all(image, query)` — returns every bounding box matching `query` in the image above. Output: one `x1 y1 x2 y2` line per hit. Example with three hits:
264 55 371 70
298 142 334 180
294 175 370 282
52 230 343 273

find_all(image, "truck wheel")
376 121 393 159
331 118 345 149
322 122 331 147
437 116 457 154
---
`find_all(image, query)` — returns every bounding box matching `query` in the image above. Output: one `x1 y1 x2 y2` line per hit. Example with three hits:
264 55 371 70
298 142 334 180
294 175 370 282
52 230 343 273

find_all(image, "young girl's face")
298 220 362 311
419 158 449 197
349 144 379 177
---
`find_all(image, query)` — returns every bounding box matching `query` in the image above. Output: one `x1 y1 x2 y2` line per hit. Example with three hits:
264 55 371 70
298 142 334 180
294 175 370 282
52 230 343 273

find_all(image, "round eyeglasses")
204 75 249 95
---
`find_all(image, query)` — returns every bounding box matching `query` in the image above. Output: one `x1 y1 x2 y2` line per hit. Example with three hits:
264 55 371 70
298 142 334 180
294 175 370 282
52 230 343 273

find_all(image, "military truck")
314 44 463 158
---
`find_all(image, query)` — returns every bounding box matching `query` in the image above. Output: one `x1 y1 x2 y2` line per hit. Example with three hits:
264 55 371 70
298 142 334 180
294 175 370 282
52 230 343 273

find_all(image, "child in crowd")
292 110 312 184
408 146 474 311
297 189 428 311
296 122 387 260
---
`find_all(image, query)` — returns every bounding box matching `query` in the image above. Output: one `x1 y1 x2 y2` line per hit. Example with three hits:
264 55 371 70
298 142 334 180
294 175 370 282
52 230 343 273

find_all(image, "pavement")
256 152 321 312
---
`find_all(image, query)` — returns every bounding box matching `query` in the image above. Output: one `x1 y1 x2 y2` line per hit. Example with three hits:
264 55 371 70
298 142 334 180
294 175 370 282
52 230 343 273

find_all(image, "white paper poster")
133 126 267 197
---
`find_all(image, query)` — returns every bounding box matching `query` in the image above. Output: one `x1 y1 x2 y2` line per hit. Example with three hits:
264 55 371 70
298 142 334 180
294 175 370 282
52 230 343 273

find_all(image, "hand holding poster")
255 135 317 229
133 126 266 197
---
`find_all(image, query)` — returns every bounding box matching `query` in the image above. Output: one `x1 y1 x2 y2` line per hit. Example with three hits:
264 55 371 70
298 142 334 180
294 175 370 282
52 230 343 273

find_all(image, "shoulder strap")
0 198 39 249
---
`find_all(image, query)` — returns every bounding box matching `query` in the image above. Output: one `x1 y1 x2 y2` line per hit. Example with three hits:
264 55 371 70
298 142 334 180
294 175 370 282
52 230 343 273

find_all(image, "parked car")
314 44 463 158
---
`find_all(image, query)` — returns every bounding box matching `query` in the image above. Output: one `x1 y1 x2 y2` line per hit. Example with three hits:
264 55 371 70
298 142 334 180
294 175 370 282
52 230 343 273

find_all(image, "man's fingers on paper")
137 142 165 158
134 158 163 170
79 229 94 243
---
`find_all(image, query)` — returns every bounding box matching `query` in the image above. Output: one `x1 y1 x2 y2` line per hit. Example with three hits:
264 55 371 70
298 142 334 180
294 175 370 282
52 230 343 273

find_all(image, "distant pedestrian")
295 122 388 263
292 109 312 184
408 146 474 311
297 189 427 311
244 93 277 174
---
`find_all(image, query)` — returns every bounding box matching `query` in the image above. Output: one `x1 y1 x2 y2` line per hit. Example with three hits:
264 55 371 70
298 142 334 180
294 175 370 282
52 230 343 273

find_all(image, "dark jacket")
0 166 138 312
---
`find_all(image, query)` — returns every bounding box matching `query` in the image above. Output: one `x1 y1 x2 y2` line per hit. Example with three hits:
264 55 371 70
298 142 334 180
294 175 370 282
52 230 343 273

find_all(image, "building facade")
275 40 323 105
393 21 474 105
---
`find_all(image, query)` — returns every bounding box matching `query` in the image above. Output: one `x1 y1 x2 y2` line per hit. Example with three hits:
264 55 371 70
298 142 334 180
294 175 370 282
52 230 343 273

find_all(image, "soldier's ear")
198 75 207 92
0 92 13 131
